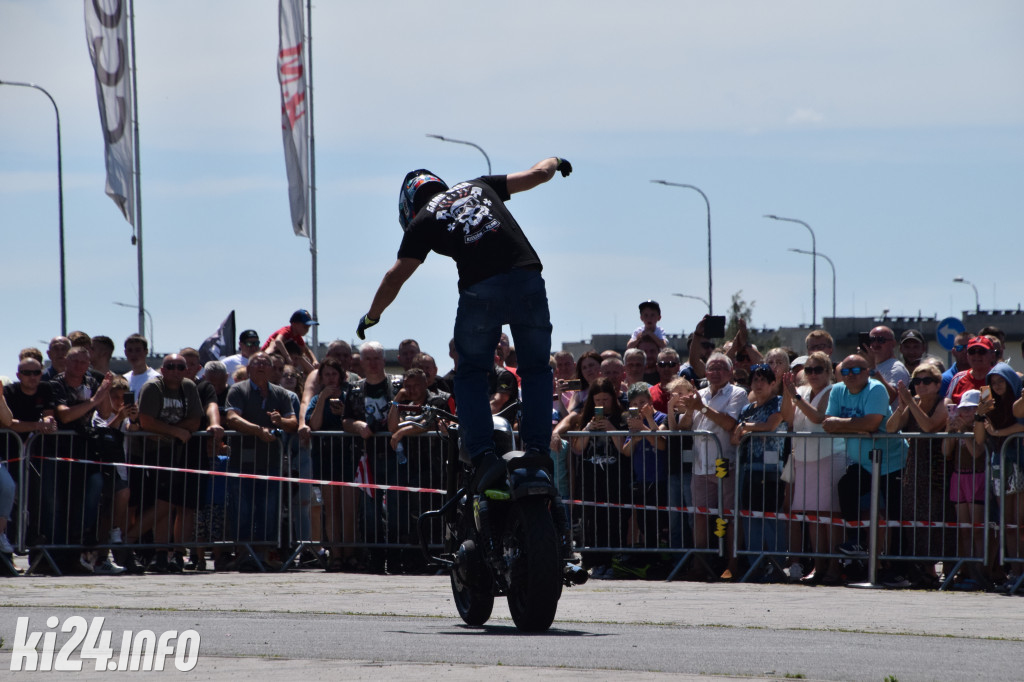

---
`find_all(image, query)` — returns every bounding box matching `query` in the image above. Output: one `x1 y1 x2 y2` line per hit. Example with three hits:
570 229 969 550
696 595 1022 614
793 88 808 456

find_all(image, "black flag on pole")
198 311 236 365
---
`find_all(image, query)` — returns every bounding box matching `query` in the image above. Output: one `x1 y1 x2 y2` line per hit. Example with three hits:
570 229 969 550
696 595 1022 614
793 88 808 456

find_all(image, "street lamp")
789 248 836 323
1 79 66 335
766 214 816 326
425 134 491 174
672 292 710 310
952 277 980 313
652 180 713 315
113 301 154 354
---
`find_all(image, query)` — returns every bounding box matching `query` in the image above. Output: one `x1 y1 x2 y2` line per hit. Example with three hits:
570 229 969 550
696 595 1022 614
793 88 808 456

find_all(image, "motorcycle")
409 403 587 632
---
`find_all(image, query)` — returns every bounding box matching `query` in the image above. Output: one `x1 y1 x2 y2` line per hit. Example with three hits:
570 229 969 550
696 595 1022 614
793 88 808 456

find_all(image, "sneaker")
147 553 169 574
881 572 912 589
999 573 1021 594
109 528 123 544
79 552 96 574
470 450 506 494
93 558 126 576
0 533 14 555
786 563 804 583
167 553 184 573
838 542 868 559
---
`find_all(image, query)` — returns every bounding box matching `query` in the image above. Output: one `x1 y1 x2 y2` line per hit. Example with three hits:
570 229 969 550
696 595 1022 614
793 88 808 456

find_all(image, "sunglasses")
657 360 679 368
868 336 892 345
911 376 938 386
840 367 866 376
967 347 990 356
803 365 827 375
952 344 967 352
162 363 187 371
19 369 43 376
243 341 260 347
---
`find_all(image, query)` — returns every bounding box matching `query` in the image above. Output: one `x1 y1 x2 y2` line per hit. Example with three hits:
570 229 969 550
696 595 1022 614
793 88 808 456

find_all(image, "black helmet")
398 169 447 231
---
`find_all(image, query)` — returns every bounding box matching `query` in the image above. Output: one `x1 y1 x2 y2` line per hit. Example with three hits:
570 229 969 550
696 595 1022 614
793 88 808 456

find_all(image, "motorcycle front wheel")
450 509 494 626
504 497 563 632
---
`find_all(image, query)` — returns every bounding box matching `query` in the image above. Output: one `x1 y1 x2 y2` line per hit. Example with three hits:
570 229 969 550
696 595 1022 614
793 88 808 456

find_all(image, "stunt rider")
357 156 573 493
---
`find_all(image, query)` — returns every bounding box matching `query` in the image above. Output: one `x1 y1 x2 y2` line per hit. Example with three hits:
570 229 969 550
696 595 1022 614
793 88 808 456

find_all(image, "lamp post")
672 292 710 310
952 277 980 313
425 134 491 174
789 248 835 323
766 214 816 326
113 301 154 354
652 180 712 315
1 79 66 335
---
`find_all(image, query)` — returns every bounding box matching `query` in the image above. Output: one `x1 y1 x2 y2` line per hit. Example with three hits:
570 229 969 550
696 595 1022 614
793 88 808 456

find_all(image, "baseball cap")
290 309 319 326
790 355 809 370
900 329 924 345
967 336 994 351
958 389 981 408
638 300 661 314
239 329 260 345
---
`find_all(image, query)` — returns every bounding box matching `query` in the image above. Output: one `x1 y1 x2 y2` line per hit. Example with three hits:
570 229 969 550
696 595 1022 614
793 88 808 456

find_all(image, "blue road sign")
936 317 966 351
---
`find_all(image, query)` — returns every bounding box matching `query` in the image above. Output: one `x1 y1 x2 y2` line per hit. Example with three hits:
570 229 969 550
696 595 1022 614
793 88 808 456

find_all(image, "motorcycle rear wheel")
505 497 563 632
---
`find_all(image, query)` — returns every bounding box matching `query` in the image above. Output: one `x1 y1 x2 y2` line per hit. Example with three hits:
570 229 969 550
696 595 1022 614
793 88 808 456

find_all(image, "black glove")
356 314 378 340
555 158 572 177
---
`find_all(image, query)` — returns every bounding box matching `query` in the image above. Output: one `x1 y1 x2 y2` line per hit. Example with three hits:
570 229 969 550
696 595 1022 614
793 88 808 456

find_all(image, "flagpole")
306 0 318 354
128 0 146 347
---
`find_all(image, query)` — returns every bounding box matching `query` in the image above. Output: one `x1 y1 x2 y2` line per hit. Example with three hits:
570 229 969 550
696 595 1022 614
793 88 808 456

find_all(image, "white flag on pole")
279 0 309 237
84 0 135 225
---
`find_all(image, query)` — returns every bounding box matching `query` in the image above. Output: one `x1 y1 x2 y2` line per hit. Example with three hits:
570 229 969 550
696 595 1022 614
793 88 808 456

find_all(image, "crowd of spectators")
2 303 1024 593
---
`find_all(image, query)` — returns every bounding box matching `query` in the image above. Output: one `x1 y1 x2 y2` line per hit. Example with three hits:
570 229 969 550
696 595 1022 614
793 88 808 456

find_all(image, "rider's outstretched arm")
506 157 572 194
358 257 421 339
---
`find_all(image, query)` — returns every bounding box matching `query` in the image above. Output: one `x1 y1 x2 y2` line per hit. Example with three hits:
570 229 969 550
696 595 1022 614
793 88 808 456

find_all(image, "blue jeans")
227 459 281 546
454 268 553 460
0 464 15 524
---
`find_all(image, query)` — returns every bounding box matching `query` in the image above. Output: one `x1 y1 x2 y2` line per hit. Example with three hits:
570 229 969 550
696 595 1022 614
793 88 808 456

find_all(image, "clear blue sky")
2 0 1022 378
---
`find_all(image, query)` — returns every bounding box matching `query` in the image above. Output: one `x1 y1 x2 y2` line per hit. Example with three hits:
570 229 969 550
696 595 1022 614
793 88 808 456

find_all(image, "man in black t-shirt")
357 157 572 491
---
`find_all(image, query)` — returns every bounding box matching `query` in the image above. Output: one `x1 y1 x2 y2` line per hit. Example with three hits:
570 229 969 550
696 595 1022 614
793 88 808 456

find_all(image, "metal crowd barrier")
562 429 726 580
735 430 1000 589
3 425 1019 589
995 432 1024 594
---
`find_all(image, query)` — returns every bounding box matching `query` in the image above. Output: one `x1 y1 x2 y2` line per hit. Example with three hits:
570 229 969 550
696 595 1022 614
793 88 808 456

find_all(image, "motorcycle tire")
505 497 563 632
450 508 494 626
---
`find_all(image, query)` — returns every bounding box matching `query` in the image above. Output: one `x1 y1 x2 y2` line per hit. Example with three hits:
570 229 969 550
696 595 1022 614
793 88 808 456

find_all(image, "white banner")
84 0 135 225
279 0 309 237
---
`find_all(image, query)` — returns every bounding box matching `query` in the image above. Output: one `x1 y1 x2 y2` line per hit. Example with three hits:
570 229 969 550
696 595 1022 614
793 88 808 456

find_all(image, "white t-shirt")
691 382 748 475
123 367 160 395
222 354 249 385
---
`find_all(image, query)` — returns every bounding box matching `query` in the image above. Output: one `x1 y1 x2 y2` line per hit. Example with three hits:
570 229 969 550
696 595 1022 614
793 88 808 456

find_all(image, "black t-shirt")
3 382 55 422
397 175 542 291
51 374 102 432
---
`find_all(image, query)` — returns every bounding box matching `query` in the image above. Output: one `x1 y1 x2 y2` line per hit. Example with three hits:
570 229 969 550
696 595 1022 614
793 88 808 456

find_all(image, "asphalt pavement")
2 559 1021 680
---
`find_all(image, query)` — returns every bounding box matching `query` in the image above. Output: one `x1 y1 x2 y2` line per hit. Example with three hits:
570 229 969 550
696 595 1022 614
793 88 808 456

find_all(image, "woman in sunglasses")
886 361 949 588
781 351 842 584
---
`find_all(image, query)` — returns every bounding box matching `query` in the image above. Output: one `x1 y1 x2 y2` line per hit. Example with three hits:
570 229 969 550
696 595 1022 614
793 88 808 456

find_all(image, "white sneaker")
109 528 124 544
79 552 96 573
0 533 14 554
93 558 126 576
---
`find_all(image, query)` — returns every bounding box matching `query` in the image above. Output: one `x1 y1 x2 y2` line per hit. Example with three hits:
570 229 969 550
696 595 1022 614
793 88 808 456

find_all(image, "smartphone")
704 315 726 339
980 387 991 401
858 332 871 351
595 406 605 418
629 406 640 419
562 379 582 391
124 391 135 406
946 404 958 422
328 398 344 415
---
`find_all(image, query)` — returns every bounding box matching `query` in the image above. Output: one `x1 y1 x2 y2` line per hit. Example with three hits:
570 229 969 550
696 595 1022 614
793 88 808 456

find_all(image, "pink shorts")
691 473 736 515
950 470 986 504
